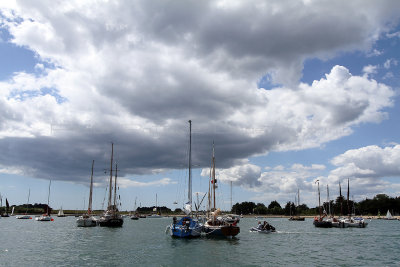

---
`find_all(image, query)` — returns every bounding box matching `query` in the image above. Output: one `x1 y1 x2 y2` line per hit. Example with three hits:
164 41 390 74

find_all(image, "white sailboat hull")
16 215 32 219
76 216 97 227
36 215 52 221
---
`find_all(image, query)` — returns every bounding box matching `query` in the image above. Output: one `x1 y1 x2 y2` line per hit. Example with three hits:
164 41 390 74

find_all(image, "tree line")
231 194 400 216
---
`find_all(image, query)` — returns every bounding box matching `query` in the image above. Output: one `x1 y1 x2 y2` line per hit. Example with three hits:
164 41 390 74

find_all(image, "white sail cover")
184 202 192 215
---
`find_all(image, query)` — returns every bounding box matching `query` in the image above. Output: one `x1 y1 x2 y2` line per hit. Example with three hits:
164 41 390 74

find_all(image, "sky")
1 0 400 212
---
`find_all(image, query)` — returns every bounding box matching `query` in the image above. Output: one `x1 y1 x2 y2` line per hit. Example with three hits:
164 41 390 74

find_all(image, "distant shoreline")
9 213 398 220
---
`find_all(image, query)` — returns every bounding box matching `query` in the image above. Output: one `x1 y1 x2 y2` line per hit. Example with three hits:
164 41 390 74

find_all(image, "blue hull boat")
169 216 202 238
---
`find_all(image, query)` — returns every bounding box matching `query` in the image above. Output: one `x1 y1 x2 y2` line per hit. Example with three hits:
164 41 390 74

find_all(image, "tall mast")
188 120 192 206
316 180 321 218
339 181 343 216
298 188 300 206
347 178 350 216
327 184 331 215
212 141 216 211
230 180 233 212
26 189 30 214
108 143 114 209
114 163 118 209
88 160 94 214
47 180 51 215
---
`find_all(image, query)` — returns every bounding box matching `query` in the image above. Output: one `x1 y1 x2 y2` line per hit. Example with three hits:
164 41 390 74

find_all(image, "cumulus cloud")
326 145 400 198
206 162 262 188
330 145 400 180
200 161 326 205
0 1 399 186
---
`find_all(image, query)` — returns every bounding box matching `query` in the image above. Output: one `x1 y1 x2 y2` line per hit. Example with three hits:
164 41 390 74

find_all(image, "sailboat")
340 179 368 228
57 207 66 217
313 180 332 228
385 210 396 220
16 189 32 219
168 120 203 238
289 188 305 221
148 194 162 218
98 143 124 227
36 180 53 221
1 197 10 217
77 160 98 227
130 197 139 220
203 142 240 238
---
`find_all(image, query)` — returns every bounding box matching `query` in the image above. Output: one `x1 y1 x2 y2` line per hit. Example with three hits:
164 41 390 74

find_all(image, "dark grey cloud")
0 1 399 187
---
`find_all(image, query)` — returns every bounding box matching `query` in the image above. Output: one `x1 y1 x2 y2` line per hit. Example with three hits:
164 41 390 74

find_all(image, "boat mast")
230 180 233 212
134 197 137 212
88 160 94 214
212 141 216 211
26 189 30 215
339 181 343 216
327 184 330 216
347 178 350 216
47 180 51 215
298 188 300 206
188 120 192 210
114 163 118 210
316 180 321 218
108 143 114 209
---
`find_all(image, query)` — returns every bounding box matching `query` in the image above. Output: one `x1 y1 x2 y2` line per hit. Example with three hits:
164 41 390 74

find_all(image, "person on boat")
257 221 263 230
262 221 276 231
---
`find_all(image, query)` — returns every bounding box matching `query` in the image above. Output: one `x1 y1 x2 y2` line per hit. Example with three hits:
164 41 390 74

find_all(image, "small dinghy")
250 221 276 234
250 227 276 234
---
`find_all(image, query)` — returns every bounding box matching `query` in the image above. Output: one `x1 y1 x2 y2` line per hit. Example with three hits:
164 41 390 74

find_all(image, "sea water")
0 216 399 266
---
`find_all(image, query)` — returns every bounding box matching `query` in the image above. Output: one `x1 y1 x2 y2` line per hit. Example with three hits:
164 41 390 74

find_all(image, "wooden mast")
47 180 51 215
316 180 321 218
114 163 118 211
88 160 94 215
108 143 114 209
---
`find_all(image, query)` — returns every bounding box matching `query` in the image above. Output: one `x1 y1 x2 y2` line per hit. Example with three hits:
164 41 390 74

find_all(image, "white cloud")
386 31 400 38
117 177 176 188
330 145 400 180
383 58 398 69
366 48 383 57
202 162 262 188
0 1 398 187
363 64 378 75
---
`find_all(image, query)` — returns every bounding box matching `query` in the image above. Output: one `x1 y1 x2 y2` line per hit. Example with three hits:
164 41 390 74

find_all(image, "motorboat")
36 214 53 221
16 215 32 219
250 221 276 234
